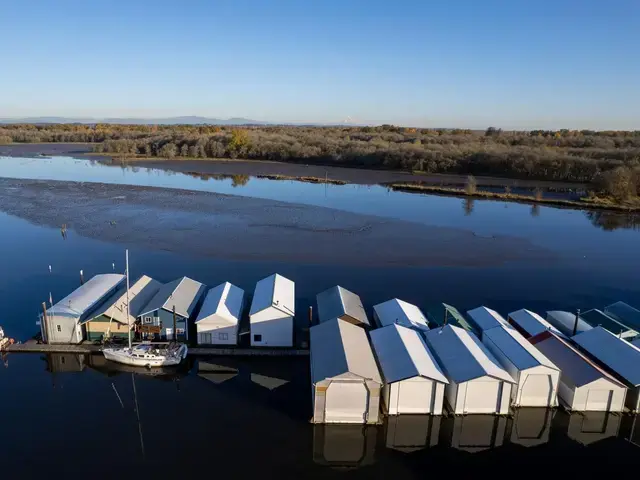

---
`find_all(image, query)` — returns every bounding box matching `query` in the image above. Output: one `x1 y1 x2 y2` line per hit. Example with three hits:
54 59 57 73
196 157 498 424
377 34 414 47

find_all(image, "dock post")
443 309 448 326
41 302 49 344
573 309 581 336
80 270 85 285
308 306 313 326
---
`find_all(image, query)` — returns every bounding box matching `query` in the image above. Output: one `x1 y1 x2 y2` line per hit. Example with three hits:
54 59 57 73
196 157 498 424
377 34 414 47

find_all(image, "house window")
144 317 153 324
202 333 212 344
253 334 262 342
176 328 185 335
61 357 65 364
57 325 62 332
219 332 229 341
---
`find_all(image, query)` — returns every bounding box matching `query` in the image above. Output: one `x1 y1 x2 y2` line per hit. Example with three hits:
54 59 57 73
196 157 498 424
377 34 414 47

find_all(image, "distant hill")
0 116 269 125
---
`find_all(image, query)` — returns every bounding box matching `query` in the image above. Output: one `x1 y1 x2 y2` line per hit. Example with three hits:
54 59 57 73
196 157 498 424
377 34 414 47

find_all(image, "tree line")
1 123 639 199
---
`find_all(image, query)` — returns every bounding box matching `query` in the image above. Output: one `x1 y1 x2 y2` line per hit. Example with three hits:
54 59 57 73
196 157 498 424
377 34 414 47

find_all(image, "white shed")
530 330 627 412
249 273 295 347
507 309 564 339
316 285 369 327
41 274 125 344
310 318 382 424
373 298 429 332
482 325 560 407
370 324 448 415
545 310 593 337
195 282 245 345
573 326 640 412
466 306 509 336
423 325 515 414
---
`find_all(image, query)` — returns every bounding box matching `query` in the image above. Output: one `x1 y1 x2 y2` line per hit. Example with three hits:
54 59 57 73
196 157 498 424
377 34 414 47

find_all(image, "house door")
585 390 613 411
464 381 500 414
520 374 553 407
325 382 368 423
397 380 433 414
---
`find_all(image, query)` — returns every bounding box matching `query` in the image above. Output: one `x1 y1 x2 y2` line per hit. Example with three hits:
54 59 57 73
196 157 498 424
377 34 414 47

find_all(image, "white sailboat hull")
103 344 188 368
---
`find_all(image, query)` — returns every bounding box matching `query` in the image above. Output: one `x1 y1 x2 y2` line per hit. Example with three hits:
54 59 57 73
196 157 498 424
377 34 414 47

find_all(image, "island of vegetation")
0 123 639 209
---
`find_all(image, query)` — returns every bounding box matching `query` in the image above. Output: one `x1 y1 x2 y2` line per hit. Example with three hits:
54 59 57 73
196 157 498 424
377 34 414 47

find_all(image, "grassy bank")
255 174 346 185
390 184 640 212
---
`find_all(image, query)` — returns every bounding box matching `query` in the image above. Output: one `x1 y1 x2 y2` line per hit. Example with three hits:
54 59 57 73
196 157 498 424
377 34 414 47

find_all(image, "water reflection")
313 424 378 469
585 211 640 231
44 353 86 373
509 408 554 447
567 411 621 446
444 415 507 453
385 415 441 453
197 360 239 384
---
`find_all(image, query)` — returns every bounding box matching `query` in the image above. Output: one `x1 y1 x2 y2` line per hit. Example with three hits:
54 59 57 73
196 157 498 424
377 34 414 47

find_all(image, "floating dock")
3 342 309 357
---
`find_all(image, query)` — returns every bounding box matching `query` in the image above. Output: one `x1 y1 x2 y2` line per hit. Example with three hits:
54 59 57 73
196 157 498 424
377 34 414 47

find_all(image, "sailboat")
102 250 188 369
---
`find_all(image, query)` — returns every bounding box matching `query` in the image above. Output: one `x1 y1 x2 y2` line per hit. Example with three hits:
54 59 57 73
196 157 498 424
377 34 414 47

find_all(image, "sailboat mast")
126 249 132 350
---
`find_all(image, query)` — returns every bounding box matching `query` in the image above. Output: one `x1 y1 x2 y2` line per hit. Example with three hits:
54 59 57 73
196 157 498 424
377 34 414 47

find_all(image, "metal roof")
139 276 206 318
310 318 382 384
427 303 473 331
546 311 593 337
605 302 640 331
249 273 295 317
373 298 429 331
467 306 509 332
507 309 563 338
573 326 640 387
633 338 640 349
195 282 245 325
370 324 448 384
530 330 625 388
483 325 559 372
581 309 637 337
82 275 162 325
48 274 125 319
316 285 369 326
423 325 515 384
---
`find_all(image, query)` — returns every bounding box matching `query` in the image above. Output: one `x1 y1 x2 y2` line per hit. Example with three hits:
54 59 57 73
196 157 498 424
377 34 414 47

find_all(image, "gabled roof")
310 318 382 384
508 309 564 338
427 303 473 331
370 324 448 384
423 325 514 384
483 325 559 371
316 285 369 326
373 298 429 331
139 276 206 318
195 282 245 325
573 326 640 387
530 330 626 388
48 274 125 319
250 273 295 317
546 311 593 337
581 309 637 337
467 306 509 333
82 275 162 325
605 301 640 331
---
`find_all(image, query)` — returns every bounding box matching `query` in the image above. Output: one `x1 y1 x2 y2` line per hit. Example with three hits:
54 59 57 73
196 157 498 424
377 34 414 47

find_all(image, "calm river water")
0 155 639 477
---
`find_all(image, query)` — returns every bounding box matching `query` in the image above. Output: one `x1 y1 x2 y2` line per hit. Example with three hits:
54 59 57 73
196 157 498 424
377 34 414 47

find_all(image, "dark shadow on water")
585 210 640 231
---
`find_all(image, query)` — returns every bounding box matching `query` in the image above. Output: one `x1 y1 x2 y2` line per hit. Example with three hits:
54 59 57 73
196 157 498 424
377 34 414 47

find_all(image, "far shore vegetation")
1 123 640 208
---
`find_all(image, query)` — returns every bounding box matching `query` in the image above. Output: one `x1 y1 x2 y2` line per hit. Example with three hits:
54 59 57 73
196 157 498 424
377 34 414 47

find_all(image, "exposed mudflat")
0 178 553 267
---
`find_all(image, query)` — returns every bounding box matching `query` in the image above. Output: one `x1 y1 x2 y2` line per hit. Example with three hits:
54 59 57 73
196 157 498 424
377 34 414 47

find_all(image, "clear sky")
1 0 638 129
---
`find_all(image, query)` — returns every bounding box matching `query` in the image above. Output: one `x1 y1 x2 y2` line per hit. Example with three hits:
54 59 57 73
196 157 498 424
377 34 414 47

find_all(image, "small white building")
507 309 564 339
373 298 429 332
573 326 640 412
310 318 382 424
370 324 449 415
482 325 560 407
316 285 369 327
41 274 125 344
545 310 593 337
423 325 515 415
466 306 510 336
530 330 627 412
195 282 245 345
249 273 295 347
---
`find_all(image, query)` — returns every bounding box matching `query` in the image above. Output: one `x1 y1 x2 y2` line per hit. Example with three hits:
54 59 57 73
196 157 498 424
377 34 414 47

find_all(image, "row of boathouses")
37 272 640 423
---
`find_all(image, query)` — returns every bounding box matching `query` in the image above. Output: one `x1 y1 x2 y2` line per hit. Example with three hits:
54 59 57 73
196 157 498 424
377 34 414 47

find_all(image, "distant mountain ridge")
0 116 268 125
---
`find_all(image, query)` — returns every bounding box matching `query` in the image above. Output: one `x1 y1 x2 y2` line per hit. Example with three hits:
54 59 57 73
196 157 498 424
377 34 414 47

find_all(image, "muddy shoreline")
0 178 553 267
0 142 587 190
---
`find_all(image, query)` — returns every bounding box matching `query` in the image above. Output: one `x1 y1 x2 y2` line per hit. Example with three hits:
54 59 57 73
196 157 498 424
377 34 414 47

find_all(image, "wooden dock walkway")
3 342 309 357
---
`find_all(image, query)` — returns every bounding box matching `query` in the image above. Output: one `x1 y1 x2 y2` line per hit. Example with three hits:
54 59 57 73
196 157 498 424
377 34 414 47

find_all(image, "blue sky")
1 0 638 129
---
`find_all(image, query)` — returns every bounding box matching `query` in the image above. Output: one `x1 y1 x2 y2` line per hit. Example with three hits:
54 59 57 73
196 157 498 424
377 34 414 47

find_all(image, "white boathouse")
195 282 245 345
316 285 369 327
373 298 429 332
249 273 295 347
